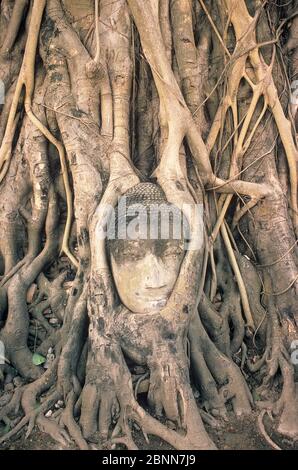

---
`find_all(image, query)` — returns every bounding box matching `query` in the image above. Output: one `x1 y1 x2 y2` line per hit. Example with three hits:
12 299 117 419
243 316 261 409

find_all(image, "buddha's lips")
139 296 169 308
131 297 168 314
136 288 171 301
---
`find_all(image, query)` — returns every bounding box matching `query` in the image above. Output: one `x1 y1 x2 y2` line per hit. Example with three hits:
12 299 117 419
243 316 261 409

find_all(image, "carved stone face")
108 183 186 314
110 238 184 314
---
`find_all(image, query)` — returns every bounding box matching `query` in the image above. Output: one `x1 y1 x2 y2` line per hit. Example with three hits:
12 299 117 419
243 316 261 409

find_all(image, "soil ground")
1 412 297 450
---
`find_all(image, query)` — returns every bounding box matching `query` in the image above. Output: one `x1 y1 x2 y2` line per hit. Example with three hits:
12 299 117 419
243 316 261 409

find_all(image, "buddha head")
107 183 189 314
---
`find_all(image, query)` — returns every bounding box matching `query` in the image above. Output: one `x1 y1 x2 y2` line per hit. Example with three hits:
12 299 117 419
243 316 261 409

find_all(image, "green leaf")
4 423 11 434
0 423 11 436
252 390 261 401
32 353 46 366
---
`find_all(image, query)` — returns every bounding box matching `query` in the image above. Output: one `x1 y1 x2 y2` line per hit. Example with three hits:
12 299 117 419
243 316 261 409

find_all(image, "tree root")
0 388 60 445
61 389 89 450
258 409 282 450
0 0 29 56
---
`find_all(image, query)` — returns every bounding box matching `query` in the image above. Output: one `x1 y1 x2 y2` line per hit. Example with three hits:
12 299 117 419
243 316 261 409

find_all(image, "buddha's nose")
144 254 167 289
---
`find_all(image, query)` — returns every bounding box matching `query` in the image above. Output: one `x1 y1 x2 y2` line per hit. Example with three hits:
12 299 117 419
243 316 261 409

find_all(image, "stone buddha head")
107 183 189 314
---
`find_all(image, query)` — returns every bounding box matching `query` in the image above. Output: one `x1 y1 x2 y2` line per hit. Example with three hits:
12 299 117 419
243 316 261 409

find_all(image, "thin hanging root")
0 0 77 268
134 372 149 399
210 191 255 330
206 36 253 154
0 0 46 172
198 0 230 57
221 222 255 330
209 245 217 301
25 110 78 268
209 80 266 243
247 347 269 373
224 0 298 233
258 240 298 268
258 410 282 450
0 113 20 183
210 195 231 243
232 198 258 229
127 0 269 202
210 136 275 235
262 274 298 296
94 0 100 64
205 21 274 252
206 71 261 329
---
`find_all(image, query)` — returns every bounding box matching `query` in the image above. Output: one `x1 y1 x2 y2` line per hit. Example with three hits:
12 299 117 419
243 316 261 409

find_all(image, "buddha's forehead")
114 183 174 228
107 182 189 247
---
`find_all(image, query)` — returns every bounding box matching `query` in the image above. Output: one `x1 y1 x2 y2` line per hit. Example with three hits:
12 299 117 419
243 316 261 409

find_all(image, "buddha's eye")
111 246 119 257
121 247 133 257
164 245 184 257
121 249 129 257
132 252 144 261
121 241 144 260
